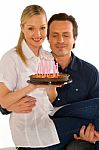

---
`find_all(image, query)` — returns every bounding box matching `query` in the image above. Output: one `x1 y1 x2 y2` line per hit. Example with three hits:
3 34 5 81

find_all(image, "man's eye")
41 27 46 30
52 35 57 37
63 34 69 37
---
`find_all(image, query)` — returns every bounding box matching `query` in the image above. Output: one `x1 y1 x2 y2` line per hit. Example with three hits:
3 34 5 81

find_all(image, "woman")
0 5 60 149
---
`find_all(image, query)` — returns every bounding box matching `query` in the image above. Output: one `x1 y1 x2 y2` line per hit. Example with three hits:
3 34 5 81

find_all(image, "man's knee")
65 140 95 150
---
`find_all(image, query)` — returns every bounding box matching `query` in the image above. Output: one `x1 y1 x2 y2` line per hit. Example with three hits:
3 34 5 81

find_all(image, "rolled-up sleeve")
0 52 17 91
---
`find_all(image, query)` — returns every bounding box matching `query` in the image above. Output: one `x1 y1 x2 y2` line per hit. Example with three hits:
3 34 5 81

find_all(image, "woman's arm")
46 86 58 103
46 84 62 103
0 82 38 108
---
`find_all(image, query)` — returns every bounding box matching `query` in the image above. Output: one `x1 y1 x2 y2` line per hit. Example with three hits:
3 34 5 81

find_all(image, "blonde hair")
16 5 47 65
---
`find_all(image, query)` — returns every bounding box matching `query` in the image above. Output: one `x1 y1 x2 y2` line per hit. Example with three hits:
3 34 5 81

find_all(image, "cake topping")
36 59 59 76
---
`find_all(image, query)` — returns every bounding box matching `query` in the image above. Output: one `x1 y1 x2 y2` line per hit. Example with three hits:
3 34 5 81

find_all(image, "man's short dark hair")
47 13 78 48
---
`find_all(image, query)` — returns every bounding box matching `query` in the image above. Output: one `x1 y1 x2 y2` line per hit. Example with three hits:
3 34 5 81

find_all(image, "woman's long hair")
16 5 47 65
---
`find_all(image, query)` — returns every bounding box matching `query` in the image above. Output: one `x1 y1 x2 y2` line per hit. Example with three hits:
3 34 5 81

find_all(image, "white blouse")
0 40 60 147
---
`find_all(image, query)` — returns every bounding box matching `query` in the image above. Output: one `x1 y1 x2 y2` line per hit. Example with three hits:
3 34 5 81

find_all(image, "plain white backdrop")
0 0 99 148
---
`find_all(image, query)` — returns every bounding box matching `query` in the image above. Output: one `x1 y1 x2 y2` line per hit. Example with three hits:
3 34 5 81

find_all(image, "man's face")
48 20 75 57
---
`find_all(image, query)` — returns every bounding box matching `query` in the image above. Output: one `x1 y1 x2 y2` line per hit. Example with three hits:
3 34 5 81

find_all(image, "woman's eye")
28 27 34 30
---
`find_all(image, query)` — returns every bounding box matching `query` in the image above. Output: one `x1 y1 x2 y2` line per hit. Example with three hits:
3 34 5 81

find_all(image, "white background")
0 0 99 148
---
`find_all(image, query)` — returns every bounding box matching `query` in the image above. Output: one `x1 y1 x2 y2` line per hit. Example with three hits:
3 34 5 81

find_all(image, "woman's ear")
20 24 24 32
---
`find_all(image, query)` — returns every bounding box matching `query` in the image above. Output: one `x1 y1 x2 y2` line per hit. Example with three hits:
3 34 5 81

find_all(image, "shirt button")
58 98 60 101
76 88 79 91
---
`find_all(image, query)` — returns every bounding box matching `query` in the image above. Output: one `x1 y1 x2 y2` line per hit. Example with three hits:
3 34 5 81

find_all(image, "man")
1 13 99 149
47 13 99 149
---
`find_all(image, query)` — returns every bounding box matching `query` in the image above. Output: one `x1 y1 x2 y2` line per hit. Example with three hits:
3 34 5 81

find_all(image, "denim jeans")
17 98 99 150
53 98 99 150
66 140 95 150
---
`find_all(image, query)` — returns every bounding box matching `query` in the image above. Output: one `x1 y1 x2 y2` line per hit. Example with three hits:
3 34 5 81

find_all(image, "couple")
0 4 99 150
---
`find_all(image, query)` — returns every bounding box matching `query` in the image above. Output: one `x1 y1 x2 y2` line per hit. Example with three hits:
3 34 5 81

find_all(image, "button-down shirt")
53 52 99 107
0 40 60 147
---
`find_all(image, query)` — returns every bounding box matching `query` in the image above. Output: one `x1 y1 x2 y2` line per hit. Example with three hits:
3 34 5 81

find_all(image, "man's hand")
7 96 36 113
93 131 99 142
74 123 99 143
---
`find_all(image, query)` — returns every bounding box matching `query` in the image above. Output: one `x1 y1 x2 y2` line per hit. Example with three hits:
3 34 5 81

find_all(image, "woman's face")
21 14 47 51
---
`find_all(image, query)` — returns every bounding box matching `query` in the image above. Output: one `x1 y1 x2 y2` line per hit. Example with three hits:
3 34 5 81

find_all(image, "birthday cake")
29 73 70 84
28 59 71 84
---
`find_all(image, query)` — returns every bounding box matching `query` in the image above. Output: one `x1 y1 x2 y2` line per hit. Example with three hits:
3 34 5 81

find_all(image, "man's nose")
57 35 64 43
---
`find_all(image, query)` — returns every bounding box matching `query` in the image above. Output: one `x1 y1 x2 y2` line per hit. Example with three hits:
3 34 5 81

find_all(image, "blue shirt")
53 52 99 107
1 52 99 114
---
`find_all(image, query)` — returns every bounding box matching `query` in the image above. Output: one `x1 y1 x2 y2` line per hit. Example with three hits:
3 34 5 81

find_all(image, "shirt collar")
60 52 78 72
22 40 35 59
21 40 45 60
69 52 78 71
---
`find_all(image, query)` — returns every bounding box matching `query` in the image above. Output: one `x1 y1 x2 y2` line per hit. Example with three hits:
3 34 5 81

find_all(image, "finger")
24 99 36 104
15 103 36 113
93 131 99 142
52 84 62 87
17 98 36 106
94 131 99 137
24 102 36 109
74 134 81 140
23 102 37 112
13 101 34 109
87 125 95 142
84 123 93 137
19 101 36 109
79 125 86 137
22 96 36 102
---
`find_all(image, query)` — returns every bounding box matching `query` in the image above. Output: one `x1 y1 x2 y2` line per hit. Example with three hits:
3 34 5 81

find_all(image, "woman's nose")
33 29 41 37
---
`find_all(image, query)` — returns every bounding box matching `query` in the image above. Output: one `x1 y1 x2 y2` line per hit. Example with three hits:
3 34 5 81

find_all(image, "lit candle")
55 63 59 74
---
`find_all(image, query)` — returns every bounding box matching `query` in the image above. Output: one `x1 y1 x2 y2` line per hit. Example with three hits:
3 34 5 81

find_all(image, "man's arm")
0 84 59 115
0 96 36 115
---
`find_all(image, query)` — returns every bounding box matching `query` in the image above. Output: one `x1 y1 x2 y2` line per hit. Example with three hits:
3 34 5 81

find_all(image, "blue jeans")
53 98 99 150
66 140 95 150
18 98 99 150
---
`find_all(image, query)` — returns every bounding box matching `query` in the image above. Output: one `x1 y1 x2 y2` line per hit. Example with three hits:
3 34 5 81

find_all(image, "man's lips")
56 45 66 48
